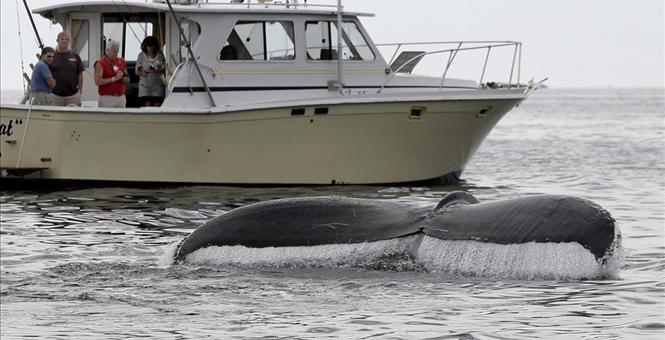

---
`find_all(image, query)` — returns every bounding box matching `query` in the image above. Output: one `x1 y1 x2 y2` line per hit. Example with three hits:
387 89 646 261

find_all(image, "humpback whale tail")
425 193 620 263
174 192 622 279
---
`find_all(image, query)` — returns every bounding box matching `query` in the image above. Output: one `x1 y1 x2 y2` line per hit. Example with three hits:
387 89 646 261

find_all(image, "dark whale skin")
176 192 619 262
176 196 425 260
423 194 617 260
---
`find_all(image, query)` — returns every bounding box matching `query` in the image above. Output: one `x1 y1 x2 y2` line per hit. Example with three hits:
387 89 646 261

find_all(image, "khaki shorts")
52 92 82 107
30 92 52 106
98 95 127 108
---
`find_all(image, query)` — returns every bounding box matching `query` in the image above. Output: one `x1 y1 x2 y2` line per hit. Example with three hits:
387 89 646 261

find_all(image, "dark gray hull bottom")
0 170 462 190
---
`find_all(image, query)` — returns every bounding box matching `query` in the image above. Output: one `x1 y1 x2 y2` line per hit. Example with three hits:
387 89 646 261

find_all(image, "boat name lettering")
0 119 23 137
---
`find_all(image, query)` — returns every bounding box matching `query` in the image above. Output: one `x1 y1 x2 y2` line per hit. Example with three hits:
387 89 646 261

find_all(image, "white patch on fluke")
416 236 624 280
179 235 624 280
185 235 420 269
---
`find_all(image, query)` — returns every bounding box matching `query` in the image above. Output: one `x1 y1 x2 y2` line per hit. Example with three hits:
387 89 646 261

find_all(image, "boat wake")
163 234 624 280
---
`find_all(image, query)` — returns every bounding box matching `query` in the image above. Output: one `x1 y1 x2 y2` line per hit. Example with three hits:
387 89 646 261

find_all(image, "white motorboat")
0 0 532 185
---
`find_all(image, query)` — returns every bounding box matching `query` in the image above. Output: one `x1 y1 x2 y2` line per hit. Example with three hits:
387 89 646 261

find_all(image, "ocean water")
1 88 664 339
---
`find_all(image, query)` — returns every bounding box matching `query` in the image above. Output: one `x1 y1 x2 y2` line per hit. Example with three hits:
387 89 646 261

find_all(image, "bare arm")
78 72 83 93
94 63 120 86
94 62 104 86
47 77 56 89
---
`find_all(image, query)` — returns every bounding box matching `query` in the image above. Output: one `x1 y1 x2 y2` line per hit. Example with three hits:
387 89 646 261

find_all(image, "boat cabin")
32 0 412 109
35 1 202 107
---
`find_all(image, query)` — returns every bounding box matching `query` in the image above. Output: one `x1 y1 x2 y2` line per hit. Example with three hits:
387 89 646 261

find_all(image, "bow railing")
158 0 340 10
376 41 523 93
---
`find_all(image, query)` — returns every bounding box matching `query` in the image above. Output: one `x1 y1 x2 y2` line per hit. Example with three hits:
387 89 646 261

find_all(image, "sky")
0 0 663 90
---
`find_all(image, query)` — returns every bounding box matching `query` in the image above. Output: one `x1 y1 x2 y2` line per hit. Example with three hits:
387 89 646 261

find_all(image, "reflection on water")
1 88 664 339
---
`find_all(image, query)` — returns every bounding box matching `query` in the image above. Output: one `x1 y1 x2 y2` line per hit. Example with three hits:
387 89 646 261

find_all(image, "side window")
305 21 375 61
305 21 332 60
266 22 295 60
71 19 90 67
220 21 295 61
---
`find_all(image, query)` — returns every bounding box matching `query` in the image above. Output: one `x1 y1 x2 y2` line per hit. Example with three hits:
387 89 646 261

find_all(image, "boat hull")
0 95 522 184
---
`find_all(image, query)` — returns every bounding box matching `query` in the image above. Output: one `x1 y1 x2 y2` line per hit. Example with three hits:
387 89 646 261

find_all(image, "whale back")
176 196 423 260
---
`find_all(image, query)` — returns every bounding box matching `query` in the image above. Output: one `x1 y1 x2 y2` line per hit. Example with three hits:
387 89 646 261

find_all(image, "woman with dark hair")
135 36 166 106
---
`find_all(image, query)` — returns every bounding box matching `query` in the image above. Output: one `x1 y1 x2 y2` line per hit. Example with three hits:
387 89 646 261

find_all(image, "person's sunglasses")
45 55 54 58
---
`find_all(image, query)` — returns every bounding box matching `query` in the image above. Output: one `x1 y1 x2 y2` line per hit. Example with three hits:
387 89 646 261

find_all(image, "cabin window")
71 19 90 67
220 21 295 61
305 21 375 61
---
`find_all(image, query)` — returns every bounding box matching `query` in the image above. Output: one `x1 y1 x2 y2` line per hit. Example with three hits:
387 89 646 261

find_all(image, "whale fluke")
175 192 620 264
175 196 424 261
424 194 618 261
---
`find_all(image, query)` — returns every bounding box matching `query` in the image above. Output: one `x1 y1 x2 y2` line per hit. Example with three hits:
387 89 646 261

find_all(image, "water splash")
178 235 623 280
416 236 624 280
184 235 422 270
157 241 181 267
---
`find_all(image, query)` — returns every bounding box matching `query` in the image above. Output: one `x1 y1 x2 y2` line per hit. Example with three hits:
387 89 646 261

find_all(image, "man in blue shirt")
30 46 56 105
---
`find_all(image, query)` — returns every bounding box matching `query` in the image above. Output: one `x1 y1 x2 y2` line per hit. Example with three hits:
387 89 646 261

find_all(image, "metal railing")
160 0 340 10
376 41 523 93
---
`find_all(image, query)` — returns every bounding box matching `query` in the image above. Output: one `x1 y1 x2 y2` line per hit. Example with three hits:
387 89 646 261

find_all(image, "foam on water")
179 234 623 280
157 241 181 267
416 236 624 280
184 235 422 270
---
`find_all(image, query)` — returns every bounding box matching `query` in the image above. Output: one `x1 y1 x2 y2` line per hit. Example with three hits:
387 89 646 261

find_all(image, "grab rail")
376 41 523 93
162 0 341 10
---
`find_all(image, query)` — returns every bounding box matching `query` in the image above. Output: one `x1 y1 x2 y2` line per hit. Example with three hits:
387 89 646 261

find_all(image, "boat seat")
390 51 425 73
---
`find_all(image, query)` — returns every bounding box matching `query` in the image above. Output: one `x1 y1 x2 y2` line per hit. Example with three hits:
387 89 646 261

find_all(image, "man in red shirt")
94 39 127 108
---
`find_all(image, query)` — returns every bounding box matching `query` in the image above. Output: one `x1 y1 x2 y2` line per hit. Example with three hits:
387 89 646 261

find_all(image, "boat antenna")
163 0 216 107
336 0 343 90
15 0 28 93
21 0 44 49
328 0 344 92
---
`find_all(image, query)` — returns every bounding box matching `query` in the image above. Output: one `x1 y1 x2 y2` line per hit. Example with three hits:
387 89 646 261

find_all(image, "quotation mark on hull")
0 119 24 137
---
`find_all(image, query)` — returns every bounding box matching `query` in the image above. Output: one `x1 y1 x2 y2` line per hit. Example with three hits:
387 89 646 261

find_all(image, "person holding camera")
135 36 166 107
94 39 127 108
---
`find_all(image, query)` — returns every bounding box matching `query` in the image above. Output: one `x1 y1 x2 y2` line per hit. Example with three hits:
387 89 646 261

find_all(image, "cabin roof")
33 1 373 19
